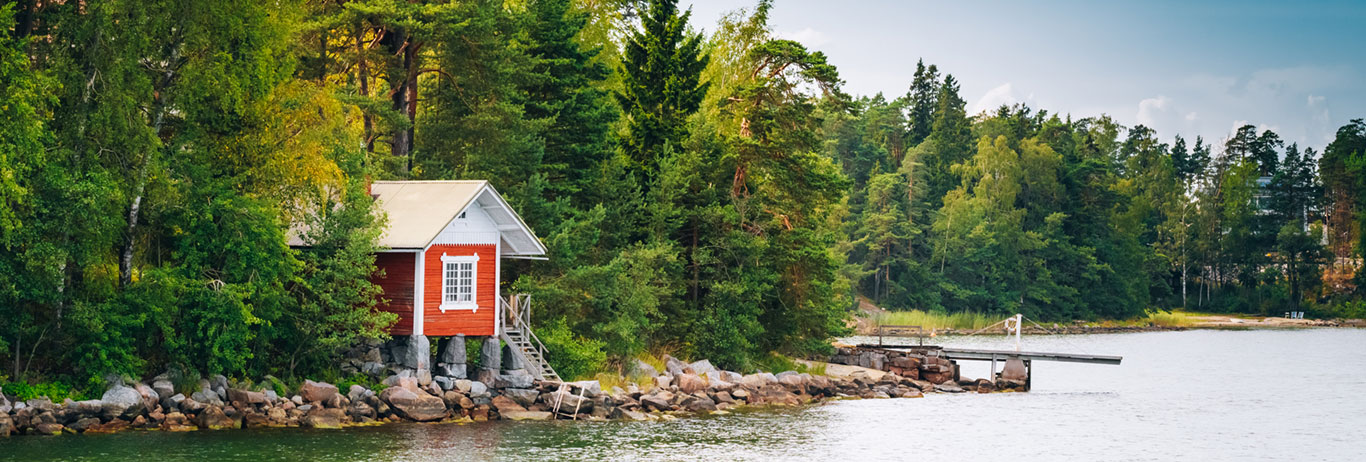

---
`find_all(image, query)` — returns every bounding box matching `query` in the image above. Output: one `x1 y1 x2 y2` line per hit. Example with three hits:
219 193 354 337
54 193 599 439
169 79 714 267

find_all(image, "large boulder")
749 385 801 406
196 406 239 430
500 410 553 421
663 355 690 376
680 394 717 412
654 375 672 389
720 371 743 383
347 385 374 403
567 380 602 398
300 380 339 403
101 385 146 420
631 359 659 378
161 412 198 432
707 379 736 393
0 413 13 437
227 388 266 405
435 363 467 379
69 416 102 433
808 375 834 395
0 389 10 414
25 397 53 411
491 395 526 413
151 380 176 401
34 423 65 435
688 360 717 377
933 381 965 393
544 390 592 413
675 373 706 394
777 372 808 394
502 389 540 408
433 376 455 391
468 381 490 399
133 382 160 411
302 407 346 429
495 372 535 389
640 392 672 412
379 387 447 422
740 373 778 389
362 361 387 377
72 399 105 417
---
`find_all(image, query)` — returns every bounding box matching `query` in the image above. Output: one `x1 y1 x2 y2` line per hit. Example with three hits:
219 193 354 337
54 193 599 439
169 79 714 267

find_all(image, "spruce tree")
905 59 940 146
523 0 619 206
616 0 709 180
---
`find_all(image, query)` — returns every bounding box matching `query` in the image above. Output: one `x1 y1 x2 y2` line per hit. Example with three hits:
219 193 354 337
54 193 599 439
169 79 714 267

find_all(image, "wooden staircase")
500 294 561 383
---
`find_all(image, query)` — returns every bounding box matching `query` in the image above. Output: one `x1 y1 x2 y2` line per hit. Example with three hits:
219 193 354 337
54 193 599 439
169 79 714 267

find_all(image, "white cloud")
972 83 1018 114
1136 96 1172 127
778 27 831 47
1185 112 1198 121
1308 94 1325 106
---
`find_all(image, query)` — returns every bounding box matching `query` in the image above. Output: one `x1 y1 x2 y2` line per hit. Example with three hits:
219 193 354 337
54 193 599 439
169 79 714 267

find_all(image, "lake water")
4 329 1364 461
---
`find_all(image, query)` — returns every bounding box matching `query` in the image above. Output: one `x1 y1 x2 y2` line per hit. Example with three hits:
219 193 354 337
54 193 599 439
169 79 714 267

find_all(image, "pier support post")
478 336 501 385
404 334 430 372
436 334 467 379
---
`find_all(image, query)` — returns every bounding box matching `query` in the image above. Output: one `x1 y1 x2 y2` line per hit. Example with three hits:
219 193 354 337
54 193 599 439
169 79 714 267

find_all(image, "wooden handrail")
500 294 556 379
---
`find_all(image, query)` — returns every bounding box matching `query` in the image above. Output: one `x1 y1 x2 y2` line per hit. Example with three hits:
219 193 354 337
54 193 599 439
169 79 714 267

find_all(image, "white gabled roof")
370 180 547 255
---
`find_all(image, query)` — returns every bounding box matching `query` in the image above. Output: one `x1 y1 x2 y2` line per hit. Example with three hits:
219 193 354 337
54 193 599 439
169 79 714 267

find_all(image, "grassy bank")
868 309 1217 331
870 310 999 330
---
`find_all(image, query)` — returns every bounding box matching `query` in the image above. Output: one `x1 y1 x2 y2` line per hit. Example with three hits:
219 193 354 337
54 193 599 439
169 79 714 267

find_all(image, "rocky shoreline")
0 353 1011 437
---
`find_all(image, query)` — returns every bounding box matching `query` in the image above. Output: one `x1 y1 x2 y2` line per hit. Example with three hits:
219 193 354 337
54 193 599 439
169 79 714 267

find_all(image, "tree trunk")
119 165 148 288
119 46 179 288
357 23 374 153
690 221 700 306
385 28 412 175
12 0 36 39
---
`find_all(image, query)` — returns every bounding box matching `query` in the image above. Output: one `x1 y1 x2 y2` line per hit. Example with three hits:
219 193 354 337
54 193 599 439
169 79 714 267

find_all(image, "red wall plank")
423 244 497 336
373 252 416 336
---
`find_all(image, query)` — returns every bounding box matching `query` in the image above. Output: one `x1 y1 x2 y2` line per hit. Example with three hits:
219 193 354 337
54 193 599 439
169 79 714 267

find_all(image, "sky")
682 0 1366 151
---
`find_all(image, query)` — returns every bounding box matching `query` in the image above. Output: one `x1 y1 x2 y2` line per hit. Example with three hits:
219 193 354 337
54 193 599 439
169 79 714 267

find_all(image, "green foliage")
537 318 608 380
0 379 86 402
752 353 825 376
336 373 387 395
1 0 1361 390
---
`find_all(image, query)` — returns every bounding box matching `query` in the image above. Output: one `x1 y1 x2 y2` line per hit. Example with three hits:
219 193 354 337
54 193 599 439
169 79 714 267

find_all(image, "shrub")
538 318 607 380
1 379 86 402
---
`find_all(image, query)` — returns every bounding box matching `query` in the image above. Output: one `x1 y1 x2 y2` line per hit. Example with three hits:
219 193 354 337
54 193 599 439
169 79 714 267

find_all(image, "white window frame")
439 253 479 312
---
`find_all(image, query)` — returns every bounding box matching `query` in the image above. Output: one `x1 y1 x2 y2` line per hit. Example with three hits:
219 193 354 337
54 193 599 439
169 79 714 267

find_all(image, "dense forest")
1 0 1364 393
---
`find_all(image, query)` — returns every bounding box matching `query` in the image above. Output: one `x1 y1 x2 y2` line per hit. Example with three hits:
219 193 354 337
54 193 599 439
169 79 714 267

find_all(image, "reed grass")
1141 310 1199 327
871 310 999 330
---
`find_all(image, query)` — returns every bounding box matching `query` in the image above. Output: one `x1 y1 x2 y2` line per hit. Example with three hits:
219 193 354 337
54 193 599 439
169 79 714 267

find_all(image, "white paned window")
439 253 479 311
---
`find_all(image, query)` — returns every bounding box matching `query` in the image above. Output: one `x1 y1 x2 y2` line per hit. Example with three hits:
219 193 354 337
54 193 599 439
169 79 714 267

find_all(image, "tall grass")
872 310 999 330
1141 310 1198 327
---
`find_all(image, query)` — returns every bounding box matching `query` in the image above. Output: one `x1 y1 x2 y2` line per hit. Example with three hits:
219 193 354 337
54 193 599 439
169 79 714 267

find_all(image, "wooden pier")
842 315 1123 391
858 344 1123 366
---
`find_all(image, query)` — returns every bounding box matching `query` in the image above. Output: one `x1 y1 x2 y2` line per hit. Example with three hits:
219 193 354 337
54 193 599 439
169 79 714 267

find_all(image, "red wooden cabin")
363 181 547 338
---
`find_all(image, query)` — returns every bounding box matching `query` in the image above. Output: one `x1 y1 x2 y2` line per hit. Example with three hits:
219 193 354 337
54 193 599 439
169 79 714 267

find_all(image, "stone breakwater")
0 354 990 437
829 346 1030 392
